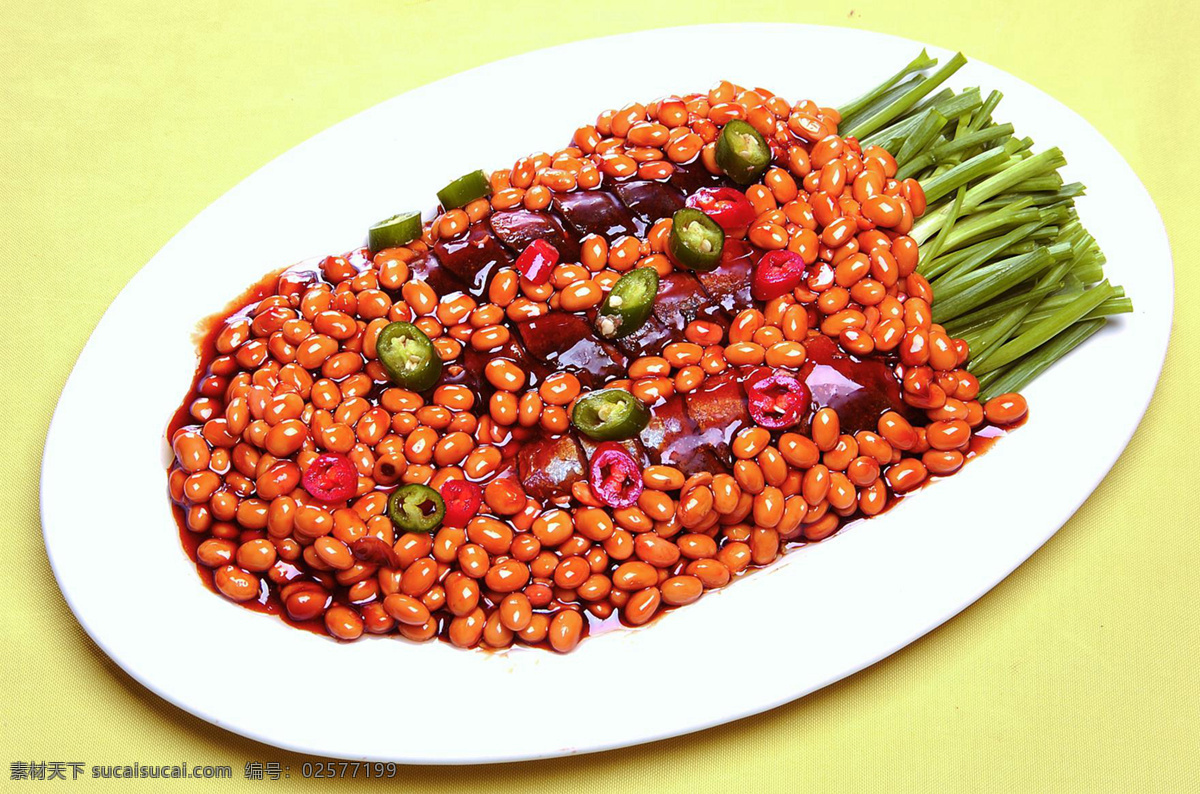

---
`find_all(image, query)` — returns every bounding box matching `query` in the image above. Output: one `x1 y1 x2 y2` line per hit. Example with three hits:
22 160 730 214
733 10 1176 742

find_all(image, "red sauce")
169 267 1020 649
168 266 338 637
167 248 1023 650
168 264 534 643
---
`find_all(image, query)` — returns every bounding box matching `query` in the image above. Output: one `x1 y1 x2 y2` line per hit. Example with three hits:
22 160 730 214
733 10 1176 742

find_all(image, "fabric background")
2 1 1196 790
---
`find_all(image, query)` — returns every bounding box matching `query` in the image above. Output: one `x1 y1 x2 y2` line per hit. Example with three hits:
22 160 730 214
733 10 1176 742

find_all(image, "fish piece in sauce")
433 225 511 295
640 394 727 476
488 208 582 262
552 190 640 238
515 312 627 388
801 335 921 433
684 368 752 463
612 180 685 224
696 238 759 315
518 433 587 501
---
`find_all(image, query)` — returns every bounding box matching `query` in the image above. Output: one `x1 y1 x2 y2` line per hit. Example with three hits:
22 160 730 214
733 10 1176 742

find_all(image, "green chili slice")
368 211 422 252
437 169 492 210
715 120 771 185
376 321 442 391
387 484 445 533
571 389 650 441
596 267 659 339
668 208 725 272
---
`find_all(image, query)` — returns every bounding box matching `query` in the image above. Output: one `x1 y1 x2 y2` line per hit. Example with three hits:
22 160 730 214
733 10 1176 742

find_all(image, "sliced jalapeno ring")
376 321 442 391
387 484 446 533
368 211 422 252
596 266 659 339
571 389 650 441
437 169 492 210
668 208 725 272
715 120 771 185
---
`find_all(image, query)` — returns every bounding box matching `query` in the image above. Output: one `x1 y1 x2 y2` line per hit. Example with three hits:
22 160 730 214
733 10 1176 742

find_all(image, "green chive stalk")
843 53 1130 392
843 52 968 139
837 50 939 122
981 320 1106 400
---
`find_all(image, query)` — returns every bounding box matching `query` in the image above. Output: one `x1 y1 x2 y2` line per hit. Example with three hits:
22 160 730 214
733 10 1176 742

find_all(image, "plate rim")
40 21 1174 764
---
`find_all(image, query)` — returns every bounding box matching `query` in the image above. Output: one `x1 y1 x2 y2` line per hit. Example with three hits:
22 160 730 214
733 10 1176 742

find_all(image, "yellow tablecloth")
3 1 1197 790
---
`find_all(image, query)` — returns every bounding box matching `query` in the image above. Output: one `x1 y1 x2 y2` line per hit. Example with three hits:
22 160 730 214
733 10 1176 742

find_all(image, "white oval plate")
42 23 1172 764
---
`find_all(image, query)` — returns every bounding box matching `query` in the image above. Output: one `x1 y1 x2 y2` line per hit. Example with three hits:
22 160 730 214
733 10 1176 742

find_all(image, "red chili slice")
588 442 644 509
746 369 812 430
515 239 559 285
440 479 482 528
752 250 809 301
300 453 358 502
685 187 756 231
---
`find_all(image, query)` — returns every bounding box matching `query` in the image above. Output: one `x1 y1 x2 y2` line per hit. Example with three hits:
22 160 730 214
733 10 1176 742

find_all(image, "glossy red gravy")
168 268 1015 645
